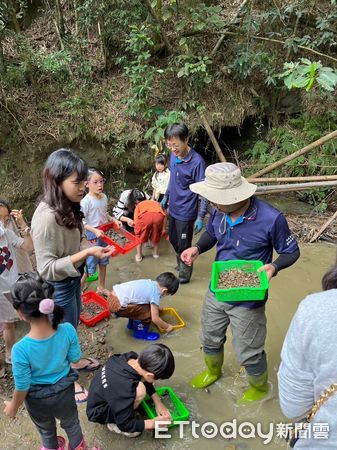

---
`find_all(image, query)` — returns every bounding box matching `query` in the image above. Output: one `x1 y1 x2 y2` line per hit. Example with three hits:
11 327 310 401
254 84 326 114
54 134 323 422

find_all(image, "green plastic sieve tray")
211 259 269 302
141 386 190 427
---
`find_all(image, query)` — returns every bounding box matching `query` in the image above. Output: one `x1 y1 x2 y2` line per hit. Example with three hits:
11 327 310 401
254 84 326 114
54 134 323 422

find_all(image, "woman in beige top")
31 148 114 402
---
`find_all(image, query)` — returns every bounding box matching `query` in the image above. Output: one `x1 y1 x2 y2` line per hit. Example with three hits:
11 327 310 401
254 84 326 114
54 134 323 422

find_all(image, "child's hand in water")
155 403 171 419
154 414 171 427
165 324 174 333
3 400 17 419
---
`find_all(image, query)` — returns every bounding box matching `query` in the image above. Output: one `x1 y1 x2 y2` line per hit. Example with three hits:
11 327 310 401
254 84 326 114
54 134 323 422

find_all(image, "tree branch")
211 0 249 56
141 0 172 53
199 30 337 64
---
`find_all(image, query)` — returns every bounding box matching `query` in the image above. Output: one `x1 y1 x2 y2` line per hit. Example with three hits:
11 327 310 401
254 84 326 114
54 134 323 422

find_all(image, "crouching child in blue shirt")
86 344 174 437
101 272 179 340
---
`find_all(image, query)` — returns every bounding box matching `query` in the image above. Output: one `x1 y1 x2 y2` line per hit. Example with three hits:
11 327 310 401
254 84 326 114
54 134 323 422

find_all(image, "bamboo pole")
249 175 337 183
200 114 226 162
309 210 337 243
250 130 337 178
255 180 337 195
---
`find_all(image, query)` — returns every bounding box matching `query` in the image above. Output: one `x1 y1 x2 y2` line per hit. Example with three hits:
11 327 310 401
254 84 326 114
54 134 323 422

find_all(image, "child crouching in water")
133 198 166 262
101 272 179 340
87 344 174 437
3 273 98 450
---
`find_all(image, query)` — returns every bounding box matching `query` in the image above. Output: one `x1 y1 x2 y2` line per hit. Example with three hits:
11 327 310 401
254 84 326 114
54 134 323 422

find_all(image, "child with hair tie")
3 273 99 450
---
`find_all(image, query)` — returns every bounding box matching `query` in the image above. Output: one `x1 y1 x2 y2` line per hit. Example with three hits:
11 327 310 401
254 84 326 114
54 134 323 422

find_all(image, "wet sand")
0 239 335 449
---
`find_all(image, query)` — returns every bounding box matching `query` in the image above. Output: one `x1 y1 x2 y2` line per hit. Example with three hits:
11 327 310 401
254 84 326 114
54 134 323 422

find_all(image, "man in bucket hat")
181 162 300 402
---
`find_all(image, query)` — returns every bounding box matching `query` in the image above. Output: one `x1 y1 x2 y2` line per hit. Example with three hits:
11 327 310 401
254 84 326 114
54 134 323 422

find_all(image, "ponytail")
11 272 64 330
52 304 64 330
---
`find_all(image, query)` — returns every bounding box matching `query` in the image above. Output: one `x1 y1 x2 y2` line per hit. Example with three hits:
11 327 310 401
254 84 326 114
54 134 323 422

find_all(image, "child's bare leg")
152 243 159 258
3 322 15 362
81 272 88 291
134 381 146 409
98 264 107 290
136 244 143 261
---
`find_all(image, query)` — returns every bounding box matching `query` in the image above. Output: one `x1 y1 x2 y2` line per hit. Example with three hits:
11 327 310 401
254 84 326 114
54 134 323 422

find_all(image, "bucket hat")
190 162 257 205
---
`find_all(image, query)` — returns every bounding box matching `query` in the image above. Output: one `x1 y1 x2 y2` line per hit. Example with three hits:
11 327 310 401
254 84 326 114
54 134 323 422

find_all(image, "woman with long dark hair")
31 149 114 401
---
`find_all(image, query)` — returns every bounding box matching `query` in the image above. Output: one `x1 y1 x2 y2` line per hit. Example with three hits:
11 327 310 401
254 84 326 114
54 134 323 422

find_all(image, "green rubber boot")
239 371 268 403
86 271 98 283
190 351 224 389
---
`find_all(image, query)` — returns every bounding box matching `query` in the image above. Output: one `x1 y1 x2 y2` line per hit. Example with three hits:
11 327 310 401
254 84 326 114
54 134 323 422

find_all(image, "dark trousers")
25 383 83 449
168 216 194 255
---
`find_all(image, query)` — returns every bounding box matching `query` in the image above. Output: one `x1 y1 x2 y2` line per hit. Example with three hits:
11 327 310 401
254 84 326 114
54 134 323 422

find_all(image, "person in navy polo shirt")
160 123 207 284
181 162 300 403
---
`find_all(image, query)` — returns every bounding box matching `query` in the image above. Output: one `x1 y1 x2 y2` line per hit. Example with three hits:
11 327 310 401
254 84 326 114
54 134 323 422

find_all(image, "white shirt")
81 193 109 227
151 169 170 200
113 279 161 308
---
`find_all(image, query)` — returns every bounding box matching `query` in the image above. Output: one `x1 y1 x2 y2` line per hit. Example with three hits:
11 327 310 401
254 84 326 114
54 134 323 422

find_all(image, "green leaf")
317 70 337 91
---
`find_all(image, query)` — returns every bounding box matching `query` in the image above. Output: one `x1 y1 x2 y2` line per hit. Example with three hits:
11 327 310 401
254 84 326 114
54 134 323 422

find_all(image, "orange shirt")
134 200 165 223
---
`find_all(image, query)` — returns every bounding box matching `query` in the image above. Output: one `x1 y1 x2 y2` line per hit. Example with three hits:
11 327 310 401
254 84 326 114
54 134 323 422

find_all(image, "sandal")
135 255 143 262
75 385 88 404
76 357 100 372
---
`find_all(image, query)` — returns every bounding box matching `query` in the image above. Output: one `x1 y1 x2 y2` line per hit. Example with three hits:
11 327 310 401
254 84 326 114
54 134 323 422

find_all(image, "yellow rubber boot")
190 351 224 389
239 371 268 403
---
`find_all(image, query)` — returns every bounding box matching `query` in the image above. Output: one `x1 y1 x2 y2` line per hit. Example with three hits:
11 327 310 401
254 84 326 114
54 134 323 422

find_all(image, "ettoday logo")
154 420 330 444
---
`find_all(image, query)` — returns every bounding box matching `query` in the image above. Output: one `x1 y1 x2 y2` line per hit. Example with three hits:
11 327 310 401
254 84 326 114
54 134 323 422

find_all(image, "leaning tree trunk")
55 0 65 37
9 0 21 33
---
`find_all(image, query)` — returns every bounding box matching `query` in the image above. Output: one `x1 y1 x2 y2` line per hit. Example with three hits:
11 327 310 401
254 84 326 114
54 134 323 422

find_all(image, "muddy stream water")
1 238 335 450
1 195 336 449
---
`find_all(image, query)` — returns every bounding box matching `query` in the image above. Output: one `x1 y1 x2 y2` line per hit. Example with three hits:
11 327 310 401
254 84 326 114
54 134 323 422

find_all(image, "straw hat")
190 162 257 205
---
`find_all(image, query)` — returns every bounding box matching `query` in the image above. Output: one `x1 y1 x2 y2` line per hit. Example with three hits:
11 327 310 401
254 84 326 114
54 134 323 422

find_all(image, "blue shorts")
85 230 109 275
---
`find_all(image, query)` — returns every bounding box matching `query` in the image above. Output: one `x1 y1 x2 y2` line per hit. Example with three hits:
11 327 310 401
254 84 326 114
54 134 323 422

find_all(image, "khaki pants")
107 291 152 325
200 289 267 376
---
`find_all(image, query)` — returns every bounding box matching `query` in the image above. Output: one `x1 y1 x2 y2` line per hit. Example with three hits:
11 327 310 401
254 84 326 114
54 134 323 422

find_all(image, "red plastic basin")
98 222 140 255
80 291 110 327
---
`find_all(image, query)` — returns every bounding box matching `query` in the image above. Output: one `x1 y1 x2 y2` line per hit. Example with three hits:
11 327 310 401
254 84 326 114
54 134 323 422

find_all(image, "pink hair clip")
39 298 55 314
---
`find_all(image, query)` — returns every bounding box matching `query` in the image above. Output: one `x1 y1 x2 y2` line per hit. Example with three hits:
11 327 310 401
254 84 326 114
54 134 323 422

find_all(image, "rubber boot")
127 319 134 330
239 371 268 403
133 320 159 341
179 261 193 284
190 350 224 389
86 271 98 283
41 436 66 450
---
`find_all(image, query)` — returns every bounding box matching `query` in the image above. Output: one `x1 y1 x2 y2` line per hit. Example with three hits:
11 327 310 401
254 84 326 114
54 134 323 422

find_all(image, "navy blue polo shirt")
167 148 206 221
206 197 299 308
